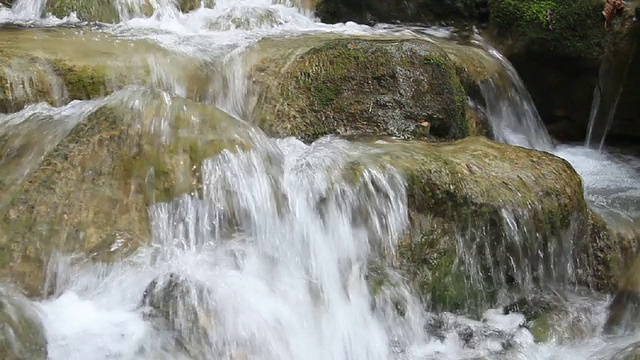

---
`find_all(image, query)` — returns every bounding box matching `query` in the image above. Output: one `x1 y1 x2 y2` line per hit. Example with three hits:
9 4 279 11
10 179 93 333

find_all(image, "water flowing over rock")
1 0 640 358
487 0 640 144
385 137 605 315
0 284 47 359
586 7 640 149
604 249 640 335
0 29 152 112
610 341 640 360
140 273 220 359
0 89 251 296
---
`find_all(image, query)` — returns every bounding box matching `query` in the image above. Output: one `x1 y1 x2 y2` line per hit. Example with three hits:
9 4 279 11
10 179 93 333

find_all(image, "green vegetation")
489 0 608 61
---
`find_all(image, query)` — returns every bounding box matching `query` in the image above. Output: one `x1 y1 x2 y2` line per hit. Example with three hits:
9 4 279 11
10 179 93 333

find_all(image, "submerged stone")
253 37 493 143
0 285 47 360
141 273 218 359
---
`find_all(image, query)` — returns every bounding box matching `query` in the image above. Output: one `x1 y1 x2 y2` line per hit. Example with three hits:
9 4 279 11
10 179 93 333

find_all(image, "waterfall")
36 127 430 359
471 38 554 152
2 1 640 359
10 0 44 18
585 24 640 150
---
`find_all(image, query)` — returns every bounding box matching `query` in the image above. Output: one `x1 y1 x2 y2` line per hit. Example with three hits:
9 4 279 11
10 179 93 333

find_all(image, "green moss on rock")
488 0 626 62
51 60 108 100
381 137 592 315
255 38 487 142
0 50 128 112
45 0 204 22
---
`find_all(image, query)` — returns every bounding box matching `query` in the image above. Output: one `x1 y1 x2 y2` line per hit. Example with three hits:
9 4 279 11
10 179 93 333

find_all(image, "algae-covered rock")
0 284 47 360
488 0 608 62
0 29 153 113
0 90 249 296
378 137 592 314
254 37 491 143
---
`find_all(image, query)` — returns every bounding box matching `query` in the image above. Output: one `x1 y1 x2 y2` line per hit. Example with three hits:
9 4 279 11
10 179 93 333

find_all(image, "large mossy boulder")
372 137 606 315
253 37 493 143
0 285 47 359
0 90 249 296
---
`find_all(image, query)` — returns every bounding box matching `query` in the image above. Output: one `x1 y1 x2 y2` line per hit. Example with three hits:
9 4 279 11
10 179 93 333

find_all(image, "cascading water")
9 0 44 18
1 1 640 359
585 20 640 150
473 42 554 152
469 33 640 226
36 130 431 359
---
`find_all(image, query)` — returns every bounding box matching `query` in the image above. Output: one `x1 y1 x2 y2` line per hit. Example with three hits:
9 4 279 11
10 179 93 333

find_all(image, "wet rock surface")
365 137 602 315
0 93 248 296
253 37 493 143
0 285 47 360
141 273 219 359
604 249 640 335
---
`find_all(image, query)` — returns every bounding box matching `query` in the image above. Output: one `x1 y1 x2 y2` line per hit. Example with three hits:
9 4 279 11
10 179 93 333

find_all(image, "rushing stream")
1 1 640 359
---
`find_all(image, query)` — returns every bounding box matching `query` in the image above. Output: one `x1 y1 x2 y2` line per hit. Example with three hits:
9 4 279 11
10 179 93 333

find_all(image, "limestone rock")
45 0 201 23
0 29 152 113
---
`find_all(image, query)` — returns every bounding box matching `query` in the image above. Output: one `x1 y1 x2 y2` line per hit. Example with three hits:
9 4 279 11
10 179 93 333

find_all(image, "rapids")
1 1 640 359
